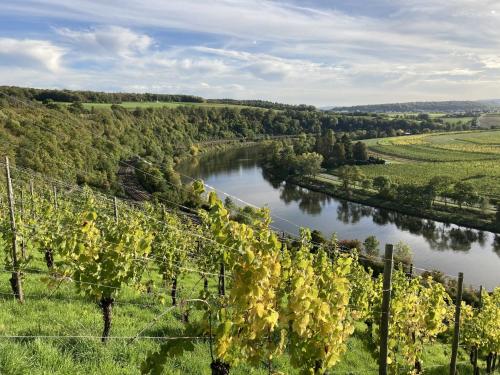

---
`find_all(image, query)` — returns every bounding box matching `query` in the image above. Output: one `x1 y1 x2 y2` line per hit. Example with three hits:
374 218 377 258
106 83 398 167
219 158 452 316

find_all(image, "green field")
384 112 447 118
382 113 473 126
361 130 500 197
55 101 258 110
441 116 474 125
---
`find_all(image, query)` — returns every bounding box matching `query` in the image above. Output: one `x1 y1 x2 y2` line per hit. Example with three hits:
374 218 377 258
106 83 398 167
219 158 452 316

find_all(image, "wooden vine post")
4 156 24 302
473 285 482 375
20 188 26 259
29 179 34 220
113 197 119 223
449 272 464 375
379 244 394 375
218 255 226 297
53 185 58 210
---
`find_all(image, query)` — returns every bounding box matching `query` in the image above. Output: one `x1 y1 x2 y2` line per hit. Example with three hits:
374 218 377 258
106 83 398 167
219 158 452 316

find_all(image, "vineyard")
361 130 500 197
478 114 500 129
0 160 499 375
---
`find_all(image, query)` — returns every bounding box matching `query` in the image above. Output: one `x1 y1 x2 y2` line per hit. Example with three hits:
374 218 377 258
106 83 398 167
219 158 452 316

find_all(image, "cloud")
56 25 152 57
0 1 500 105
0 38 64 72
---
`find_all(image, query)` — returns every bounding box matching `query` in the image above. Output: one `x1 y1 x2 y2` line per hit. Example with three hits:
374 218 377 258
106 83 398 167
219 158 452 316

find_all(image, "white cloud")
0 38 64 72
0 1 500 105
56 25 152 57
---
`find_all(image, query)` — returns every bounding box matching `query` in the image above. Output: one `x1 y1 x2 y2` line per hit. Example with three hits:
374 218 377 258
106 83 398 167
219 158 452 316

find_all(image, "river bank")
177 145 500 289
291 174 499 234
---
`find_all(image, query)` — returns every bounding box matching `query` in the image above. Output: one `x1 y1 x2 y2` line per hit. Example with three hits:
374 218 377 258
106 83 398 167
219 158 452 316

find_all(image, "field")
478 113 500 128
55 101 258 110
441 117 474 125
383 113 474 126
361 130 500 197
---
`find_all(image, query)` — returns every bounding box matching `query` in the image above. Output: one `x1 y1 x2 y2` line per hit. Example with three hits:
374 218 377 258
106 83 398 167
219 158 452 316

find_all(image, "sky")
0 0 499 106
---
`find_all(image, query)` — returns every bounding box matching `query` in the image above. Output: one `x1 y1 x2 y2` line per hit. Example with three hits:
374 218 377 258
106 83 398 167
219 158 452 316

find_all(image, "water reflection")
493 236 500 256
177 146 500 288
334 201 493 254
279 183 330 216
180 146 260 179
181 147 499 256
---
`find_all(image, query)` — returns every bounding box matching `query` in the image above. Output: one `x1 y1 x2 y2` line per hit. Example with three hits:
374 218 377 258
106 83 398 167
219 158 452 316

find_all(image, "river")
178 146 500 289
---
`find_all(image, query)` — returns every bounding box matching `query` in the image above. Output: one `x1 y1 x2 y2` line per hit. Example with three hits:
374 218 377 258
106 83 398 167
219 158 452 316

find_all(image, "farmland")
359 130 500 198
478 113 500 128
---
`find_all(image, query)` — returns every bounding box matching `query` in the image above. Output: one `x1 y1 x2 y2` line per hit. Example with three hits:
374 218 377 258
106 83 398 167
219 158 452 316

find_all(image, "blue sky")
0 0 499 106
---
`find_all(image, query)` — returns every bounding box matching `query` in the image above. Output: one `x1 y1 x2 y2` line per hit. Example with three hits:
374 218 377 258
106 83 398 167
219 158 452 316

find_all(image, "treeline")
1 86 316 110
0 88 476 207
334 167 500 230
340 172 490 208
0 86 204 104
262 132 383 179
207 98 316 111
332 100 498 113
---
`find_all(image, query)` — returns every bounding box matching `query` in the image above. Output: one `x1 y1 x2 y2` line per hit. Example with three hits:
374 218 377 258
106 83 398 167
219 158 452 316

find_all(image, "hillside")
0 86 314 112
0 88 464 182
330 100 500 113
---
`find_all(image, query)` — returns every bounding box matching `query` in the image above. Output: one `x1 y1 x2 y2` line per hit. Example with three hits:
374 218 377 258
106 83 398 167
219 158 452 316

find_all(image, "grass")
441 117 474 125
360 130 500 197
54 101 259 110
0 257 475 374
384 112 447 118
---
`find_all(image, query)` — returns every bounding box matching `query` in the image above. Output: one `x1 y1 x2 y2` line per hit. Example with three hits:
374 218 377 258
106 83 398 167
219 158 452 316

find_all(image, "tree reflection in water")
178 146 499 259
334 201 492 254
493 236 500 257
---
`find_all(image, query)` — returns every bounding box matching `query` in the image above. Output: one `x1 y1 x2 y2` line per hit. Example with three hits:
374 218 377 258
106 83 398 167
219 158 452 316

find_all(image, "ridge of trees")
331 100 499 113
0 86 204 104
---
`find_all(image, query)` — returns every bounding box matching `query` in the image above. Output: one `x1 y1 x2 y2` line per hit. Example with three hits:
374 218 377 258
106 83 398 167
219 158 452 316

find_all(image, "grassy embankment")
301 130 500 232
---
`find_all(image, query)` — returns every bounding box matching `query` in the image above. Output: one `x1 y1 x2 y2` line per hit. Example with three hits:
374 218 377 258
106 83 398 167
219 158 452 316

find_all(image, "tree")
311 229 326 245
363 235 380 258
336 166 363 193
427 175 454 206
394 241 413 266
451 181 478 208
318 129 336 158
396 184 433 208
372 176 394 199
331 143 345 164
341 134 353 159
352 141 368 161
294 152 323 176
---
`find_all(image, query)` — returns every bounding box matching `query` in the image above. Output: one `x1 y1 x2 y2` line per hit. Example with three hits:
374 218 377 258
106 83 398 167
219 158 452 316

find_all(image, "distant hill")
0 86 314 112
478 99 500 106
329 100 500 113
